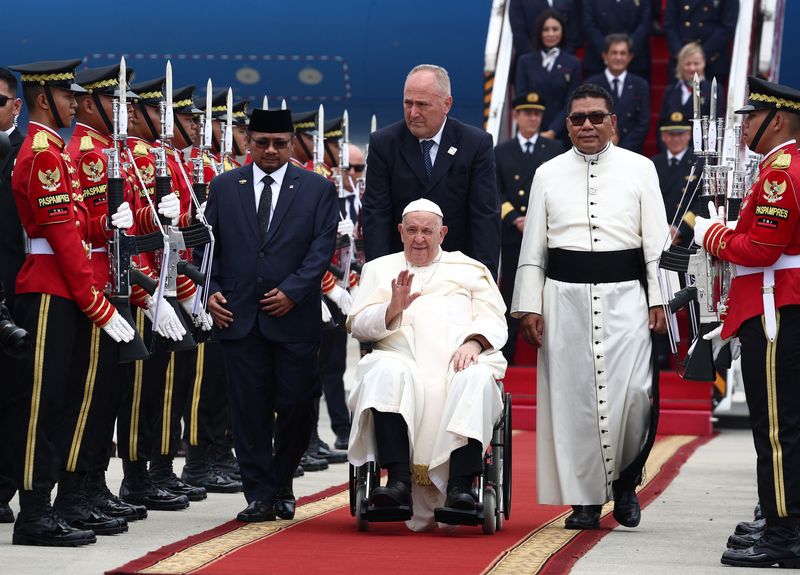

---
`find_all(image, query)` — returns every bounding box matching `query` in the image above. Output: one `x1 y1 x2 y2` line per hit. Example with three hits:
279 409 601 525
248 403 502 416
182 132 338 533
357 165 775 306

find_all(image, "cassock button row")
518 190 525 196
521 206 526 212
514 175 520 180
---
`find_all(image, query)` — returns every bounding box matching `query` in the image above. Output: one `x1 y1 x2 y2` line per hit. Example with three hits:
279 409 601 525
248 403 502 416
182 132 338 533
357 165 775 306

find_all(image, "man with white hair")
346 199 507 531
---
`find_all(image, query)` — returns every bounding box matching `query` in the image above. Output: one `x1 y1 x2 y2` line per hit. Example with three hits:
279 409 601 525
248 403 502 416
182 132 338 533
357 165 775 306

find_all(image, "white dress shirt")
517 132 539 154
604 69 627 98
252 161 288 229
419 117 447 168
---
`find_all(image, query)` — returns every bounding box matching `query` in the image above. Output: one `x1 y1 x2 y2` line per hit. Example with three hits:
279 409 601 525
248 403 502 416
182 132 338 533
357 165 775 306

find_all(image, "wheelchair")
348 384 512 534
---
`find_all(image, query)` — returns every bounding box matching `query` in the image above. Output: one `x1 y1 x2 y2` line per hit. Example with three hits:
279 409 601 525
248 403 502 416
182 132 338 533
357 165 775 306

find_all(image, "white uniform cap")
402 198 444 218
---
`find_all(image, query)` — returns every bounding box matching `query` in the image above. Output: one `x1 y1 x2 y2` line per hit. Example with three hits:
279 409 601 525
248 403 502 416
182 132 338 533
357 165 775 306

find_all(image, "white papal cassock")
511 143 670 505
346 250 507 530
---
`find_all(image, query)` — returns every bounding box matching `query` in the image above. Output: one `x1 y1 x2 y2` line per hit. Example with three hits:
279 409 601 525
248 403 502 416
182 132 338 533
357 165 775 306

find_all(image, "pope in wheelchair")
346 199 508 532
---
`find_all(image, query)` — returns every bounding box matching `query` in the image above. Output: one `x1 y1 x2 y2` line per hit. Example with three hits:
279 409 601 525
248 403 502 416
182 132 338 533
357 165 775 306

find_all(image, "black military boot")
721 520 800 568
307 431 347 464
0 501 14 523
86 471 147 521
182 445 242 493
13 487 96 546
149 455 207 501
120 459 189 511
54 471 128 535
211 444 242 482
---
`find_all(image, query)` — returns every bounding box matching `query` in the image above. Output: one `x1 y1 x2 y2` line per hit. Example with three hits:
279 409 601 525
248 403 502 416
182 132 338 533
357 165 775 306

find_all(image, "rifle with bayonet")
103 57 171 362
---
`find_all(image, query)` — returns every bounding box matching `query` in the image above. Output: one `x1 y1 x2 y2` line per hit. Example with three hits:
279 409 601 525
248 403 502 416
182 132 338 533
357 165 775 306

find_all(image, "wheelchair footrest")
434 505 484 526
361 502 412 522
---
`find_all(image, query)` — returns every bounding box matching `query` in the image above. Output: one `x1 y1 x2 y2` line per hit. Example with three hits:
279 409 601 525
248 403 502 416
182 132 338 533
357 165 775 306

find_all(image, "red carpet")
108 432 711 575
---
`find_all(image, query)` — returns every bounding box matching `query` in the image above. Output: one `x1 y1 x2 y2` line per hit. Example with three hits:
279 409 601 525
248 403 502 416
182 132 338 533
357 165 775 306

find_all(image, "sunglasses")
250 137 293 150
349 164 366 173
568 112 612 126
0 95 15 107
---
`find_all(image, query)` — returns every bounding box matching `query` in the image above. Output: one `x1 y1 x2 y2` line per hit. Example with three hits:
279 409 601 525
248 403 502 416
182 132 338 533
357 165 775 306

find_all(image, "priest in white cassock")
511 84 670 531
346 198 507 532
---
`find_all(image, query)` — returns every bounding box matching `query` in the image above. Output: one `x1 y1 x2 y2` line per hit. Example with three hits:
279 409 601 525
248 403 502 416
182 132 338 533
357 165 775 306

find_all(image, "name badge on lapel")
447 147 457 156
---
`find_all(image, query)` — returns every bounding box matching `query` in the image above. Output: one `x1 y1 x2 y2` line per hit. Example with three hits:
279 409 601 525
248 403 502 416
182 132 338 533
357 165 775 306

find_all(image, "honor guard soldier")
230 99 250 166
7 59 136 546
694 77 800 568
61 63 174 530
291 109 319 170
115 76 196 511
138 82 215 503
494 92 562 364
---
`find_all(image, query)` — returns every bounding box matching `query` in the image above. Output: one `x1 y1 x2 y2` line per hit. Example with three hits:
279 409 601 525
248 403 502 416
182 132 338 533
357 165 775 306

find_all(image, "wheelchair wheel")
503 393 512 520
355 483 369 532
482 487 497 535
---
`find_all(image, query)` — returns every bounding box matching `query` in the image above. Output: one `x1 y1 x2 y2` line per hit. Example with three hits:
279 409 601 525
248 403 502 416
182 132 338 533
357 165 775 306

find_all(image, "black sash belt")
546 248 645 284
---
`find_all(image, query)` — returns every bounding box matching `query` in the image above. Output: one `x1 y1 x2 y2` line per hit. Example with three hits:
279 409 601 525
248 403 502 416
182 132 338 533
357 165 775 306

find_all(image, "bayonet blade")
316 104 325 164
165 60 174 139
342 109 350 167
281 99 287 110
224 88 233 154
262 95 269 110
119 57 128 139
204 78 213 148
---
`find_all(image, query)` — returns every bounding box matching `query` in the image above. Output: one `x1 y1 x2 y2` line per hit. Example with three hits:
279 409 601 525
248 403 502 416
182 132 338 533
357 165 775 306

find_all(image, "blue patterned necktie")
421 139 434 178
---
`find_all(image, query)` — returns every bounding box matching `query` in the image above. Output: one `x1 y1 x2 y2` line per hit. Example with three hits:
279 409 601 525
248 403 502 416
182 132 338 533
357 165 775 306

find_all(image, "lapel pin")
289 185 294 189
239 179 247 184
448 147 457 156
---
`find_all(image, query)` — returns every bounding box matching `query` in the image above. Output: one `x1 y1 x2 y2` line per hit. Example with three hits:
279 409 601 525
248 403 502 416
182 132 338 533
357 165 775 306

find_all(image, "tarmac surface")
0 340 766 574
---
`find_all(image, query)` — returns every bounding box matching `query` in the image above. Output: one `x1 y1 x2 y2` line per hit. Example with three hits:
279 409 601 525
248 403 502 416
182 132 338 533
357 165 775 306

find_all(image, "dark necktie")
257 174 274 240
421 139 434 178
670 157 679 168
346 194 357 222
612 78 620 99
525 141 533 155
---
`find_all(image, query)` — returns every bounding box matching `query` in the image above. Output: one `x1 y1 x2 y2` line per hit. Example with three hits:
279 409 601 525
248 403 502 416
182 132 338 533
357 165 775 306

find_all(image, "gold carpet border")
484 434 696 575
139 490 350 574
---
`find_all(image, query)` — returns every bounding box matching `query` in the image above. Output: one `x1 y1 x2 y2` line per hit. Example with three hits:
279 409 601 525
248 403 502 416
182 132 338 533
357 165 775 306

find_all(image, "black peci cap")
249 108 294 133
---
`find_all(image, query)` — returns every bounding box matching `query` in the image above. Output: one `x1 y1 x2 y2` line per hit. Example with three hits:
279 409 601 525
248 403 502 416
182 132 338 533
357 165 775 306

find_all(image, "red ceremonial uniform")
703 141 800 338
12 122 115 327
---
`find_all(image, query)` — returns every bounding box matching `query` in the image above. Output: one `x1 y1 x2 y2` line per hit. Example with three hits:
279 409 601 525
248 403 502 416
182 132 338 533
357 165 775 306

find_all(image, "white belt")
733 254 800 341
28 238 103 258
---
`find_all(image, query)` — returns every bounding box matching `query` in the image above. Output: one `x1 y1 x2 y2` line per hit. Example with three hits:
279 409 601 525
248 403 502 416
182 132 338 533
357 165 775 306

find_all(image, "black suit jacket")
652 150 700 246
509 0 581 55
495 135 563 246
585 72 650 154
0 127 24 305
204 162 338 342
582 0 651 79
362 117 501 276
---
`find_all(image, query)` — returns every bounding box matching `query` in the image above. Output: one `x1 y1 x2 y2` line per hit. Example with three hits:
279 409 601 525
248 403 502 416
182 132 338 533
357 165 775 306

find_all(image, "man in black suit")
204 109 338 522
494 93 562 364
362 64 501 277
584 34 650 154
651 110 699 247
0 67 24 525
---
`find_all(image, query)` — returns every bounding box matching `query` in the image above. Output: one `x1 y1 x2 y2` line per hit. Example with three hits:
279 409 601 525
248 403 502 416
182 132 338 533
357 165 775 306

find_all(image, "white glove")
337 218 355 238
693 201 725 247
321 298 332 323
196 201 207 221
180 295 213 332
101 310 136 343
702 324 741 361
143 296 186 341
327 284 353 315
110 201 133 230
157 192 181 220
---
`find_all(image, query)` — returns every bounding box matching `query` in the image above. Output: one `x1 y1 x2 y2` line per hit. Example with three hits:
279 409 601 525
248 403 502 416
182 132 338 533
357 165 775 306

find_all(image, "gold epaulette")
80 135 94 153
32 131 49 152
771 152 792 170
133 141 149 157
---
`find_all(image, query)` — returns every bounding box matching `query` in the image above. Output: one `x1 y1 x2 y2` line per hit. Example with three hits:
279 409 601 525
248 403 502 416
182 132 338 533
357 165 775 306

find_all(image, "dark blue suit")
585 71 651 154
362 117 501 277
515 50 581 141
664 0 738 81
509 0 582 55
204 161 338 503
583 0 651 81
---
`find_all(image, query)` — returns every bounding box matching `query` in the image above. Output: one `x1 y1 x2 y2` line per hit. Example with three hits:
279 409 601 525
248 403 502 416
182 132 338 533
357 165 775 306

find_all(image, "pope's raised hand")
385 269 421 327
